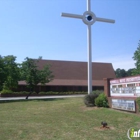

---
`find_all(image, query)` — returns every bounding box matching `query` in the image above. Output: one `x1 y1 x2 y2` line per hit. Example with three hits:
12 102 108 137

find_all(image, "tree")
0 55 5 91
132 40 140 75
115 68 127 78
126 68 135 76
20 57 54 99
1 55 20 91
38 56 42 60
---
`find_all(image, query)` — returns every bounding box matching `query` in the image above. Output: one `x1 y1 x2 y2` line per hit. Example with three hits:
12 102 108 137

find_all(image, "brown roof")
18 59 116 86
19 79 104 86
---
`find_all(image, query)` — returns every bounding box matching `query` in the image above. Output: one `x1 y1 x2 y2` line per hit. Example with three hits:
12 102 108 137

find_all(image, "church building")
18 59 116 92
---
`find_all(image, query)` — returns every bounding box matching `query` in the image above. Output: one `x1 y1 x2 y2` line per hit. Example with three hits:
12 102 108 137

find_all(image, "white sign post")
61 0 115 94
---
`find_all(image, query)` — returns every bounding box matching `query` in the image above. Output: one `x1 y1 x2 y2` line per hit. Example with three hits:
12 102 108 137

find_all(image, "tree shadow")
0 98 64 104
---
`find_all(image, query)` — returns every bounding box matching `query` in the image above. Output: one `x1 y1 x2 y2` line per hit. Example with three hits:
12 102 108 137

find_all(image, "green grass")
0 98 139 140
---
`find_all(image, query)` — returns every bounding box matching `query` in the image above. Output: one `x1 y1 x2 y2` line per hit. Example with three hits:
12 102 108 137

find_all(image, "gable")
35 59 116 80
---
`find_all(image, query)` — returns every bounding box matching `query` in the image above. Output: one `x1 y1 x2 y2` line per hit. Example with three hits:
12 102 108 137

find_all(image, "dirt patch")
94 126 115 131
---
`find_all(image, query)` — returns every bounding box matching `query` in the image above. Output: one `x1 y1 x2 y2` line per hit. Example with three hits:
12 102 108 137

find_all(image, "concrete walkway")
0 95 85 101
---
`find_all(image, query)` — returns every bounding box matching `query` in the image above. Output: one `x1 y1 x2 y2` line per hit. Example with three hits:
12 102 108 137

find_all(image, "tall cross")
61 0 115 94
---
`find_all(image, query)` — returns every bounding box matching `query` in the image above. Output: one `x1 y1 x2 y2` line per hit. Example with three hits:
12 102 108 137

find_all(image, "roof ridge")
33 59 112 64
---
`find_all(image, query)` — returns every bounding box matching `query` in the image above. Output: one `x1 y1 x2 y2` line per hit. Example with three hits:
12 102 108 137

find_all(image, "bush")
136 97 140 112
19 91 30 95
95 93 109 107
32 91 37 94
84 94 99 107
39 92 47 95
1 89 13 94
39 91 60 95
92 90 103 95
38 91 87 95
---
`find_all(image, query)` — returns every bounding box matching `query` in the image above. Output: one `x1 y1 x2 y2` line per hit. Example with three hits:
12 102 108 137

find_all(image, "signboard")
111 99 135 112
110 76 140 84
110 76 140 97
111 87 136 94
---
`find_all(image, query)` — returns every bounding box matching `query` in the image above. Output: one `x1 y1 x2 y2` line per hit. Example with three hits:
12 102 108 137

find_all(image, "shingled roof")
18 59 116 86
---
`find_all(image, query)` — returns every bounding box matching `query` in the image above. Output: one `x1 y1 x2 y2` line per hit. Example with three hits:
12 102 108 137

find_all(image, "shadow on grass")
0 98 64 104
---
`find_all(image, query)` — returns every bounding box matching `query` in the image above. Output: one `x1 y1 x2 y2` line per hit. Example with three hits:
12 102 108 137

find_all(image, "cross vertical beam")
87 0 91 11
87 0 92 94
61 0 115 94
87 24 92 94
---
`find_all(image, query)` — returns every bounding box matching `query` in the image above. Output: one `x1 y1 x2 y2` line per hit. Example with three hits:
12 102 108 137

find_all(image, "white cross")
61 0 115 94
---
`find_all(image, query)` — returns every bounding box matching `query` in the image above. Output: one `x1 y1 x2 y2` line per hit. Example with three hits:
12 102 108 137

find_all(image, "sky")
0 0 140 71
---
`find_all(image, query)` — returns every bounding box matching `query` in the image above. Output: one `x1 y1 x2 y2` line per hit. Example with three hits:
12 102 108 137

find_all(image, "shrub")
53 92 59 95
92 90 103 96
10 92 20 95
19 91 30 94
0 89 13 94
84 94 99 107
67 92 74 94
136 97 140 112
95 93 109 107
39 91 60 95
38 91 47 95
38 91 87 95
47 91 55 94
32 91 37 94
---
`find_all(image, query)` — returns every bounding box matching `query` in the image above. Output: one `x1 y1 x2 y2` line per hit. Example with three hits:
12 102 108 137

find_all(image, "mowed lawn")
0 98 140 140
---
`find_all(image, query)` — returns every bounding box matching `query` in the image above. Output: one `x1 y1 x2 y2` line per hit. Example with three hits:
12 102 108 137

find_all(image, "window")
78 86 82 91
127 84 135 87
111 85 117 93
118 85 122 88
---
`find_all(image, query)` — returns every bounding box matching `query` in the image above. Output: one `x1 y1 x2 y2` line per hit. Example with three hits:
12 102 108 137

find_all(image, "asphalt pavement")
0 95 85 101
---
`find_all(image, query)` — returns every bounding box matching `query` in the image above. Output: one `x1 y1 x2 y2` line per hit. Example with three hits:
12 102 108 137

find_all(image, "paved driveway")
0 95 85 101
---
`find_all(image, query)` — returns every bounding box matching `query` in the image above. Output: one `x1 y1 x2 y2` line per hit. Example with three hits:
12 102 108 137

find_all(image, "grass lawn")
0 97 140 140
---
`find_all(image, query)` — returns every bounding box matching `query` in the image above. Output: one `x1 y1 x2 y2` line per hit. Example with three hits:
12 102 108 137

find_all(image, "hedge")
0 91 88 97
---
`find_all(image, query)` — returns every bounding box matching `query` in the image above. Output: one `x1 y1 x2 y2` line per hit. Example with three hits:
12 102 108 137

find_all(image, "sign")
111 99 135 112
110 76 140 97
110 76 140 84
111 87 136 94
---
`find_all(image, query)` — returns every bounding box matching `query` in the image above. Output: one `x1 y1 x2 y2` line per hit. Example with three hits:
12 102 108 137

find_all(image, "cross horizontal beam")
96 17 115 23
61 13 115 24
61 13 83 19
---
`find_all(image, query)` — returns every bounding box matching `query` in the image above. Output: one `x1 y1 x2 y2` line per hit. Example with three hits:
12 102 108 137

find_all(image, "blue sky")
0 0 140 70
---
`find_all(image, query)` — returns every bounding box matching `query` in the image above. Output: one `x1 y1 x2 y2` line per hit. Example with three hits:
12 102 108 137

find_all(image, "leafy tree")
115 68 135 78
132 40 140 75
38 56 42 60
20 57 54 99
115 68 127 78
1 55 20 91
0 55 5 91
126 68 135 76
